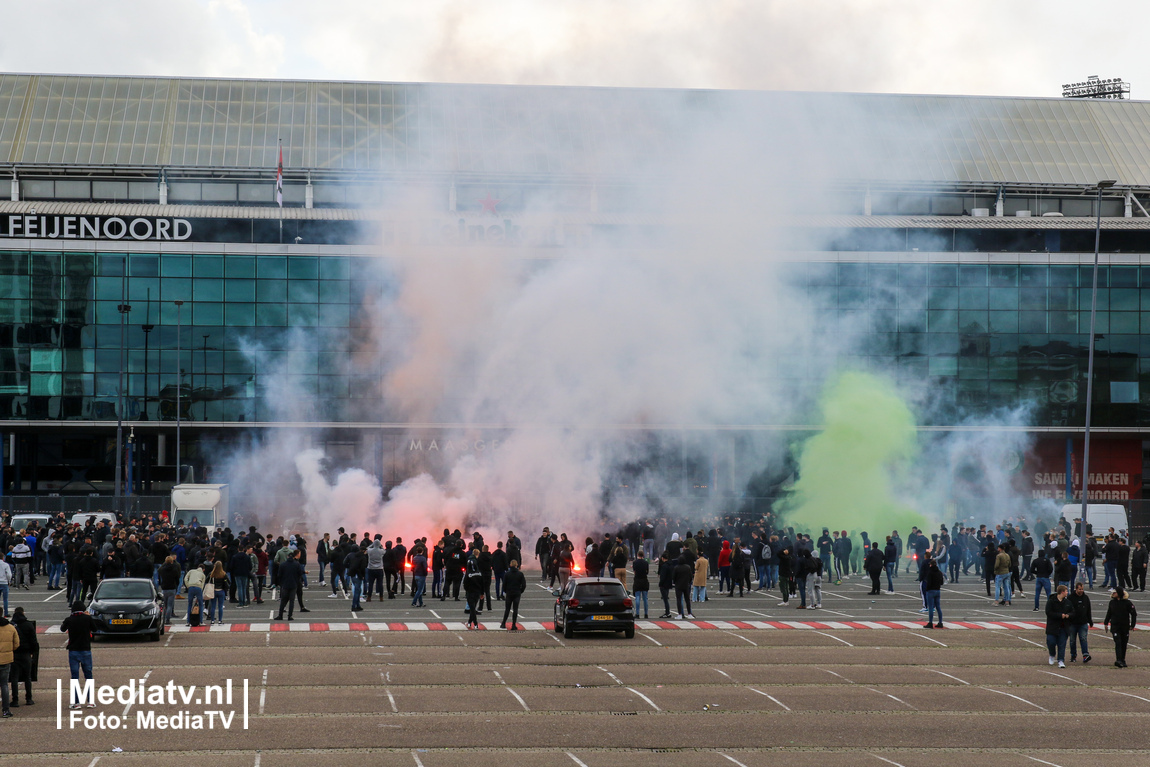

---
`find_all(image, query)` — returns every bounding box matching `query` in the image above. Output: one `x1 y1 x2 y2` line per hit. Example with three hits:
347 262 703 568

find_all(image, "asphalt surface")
9 571 1150 766
19 566 1150 627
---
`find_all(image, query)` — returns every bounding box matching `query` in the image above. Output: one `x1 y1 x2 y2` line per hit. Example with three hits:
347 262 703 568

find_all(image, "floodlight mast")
1079 178 1118 587
1062 75 1131 99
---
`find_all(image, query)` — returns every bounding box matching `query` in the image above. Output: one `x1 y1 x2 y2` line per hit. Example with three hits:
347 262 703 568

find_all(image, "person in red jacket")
717 540 732 592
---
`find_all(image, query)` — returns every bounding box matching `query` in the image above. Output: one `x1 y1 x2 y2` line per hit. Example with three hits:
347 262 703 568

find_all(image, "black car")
88 578 165 641
553 577 635 639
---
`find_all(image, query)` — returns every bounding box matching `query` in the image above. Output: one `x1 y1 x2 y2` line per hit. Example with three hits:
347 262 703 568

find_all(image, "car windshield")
574 583 627 599
95 582 154 600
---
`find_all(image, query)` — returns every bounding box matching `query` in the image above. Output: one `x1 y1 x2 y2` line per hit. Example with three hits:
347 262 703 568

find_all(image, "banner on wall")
1022 438 1142 501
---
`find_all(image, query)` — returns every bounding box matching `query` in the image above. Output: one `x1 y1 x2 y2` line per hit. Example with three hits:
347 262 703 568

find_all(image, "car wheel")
624 626 635 639
563 619 574 639
150 628 161 642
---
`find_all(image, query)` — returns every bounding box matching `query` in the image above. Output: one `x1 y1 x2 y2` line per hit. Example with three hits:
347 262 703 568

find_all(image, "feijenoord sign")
0 215 192 240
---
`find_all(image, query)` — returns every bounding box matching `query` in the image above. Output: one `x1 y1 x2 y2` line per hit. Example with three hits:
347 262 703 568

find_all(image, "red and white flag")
276 141 284 207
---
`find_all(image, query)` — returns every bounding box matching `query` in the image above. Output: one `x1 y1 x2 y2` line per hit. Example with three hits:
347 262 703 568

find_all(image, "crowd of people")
0 509 1144 718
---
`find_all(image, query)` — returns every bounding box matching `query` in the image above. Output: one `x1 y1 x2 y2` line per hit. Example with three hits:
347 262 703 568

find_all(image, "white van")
1059 504 1129 539
10 513 51 532
69 511 118 528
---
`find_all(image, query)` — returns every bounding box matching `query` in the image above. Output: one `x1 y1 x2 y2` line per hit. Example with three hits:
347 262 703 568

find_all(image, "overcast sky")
1 1 1143 98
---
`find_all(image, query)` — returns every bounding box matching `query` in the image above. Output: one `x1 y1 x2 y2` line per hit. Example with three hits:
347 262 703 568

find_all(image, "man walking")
1068 581 1093 664
500 560 527 630
275 550 304 621
9 607 36 707
61 602 96 709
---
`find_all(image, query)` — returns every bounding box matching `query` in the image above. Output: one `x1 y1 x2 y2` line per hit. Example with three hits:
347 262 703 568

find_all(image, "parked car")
88 578 165 641
553 577 635 639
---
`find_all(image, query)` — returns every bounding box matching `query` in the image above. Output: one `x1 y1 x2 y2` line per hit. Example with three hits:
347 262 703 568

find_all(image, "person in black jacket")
632 552 650 619
657 554 675 619
923 558 945 628
61 602 96 709
1031 550 1053 611
275 551 304 621
1045 585 1072 668
1067 582 1093 664
499 560 527 630
1132 541 1148 592
1103 587 1138 668
463 551 484 629
9 607 37 706
864 542 885 595
673 554 694 620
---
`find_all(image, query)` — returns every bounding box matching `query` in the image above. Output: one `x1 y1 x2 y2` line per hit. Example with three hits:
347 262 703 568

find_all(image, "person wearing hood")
10 541 32 590
463 549 484 629
9 607 36 706
1104 587 1138 668
665 532 683 561
1067 581 1093 664
632 552 650 619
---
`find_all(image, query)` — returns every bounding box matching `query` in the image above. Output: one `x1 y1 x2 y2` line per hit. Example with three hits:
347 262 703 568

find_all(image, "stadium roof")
5 73 1150 187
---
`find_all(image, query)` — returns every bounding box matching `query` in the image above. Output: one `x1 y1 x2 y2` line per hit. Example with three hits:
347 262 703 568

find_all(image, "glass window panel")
989 311 1018 333
1020 288 1047 310
1048 287 1075 311
989 358 1018 380
225 279 256 302
1080 312 1108 333
958 287 988 309
161 278 192 302
193 303 223 325
1111 312 1138 334
927 333 959 355
928 310 957 332
1112 266 1138 287
319 258 349 280
1049 266 1078 287
225 303 255 327
257 257 286 279
319 304 350 327
319 281 349 304
129 255 159 277
1082 266 1107 288
1049 312 1077 333
899 264 927 286
95 301 121 324
288 257 318 280
128 278 159 303
929 264 957 286
1019 311 1047 333
95 276 122 300
958 264 987 287
161 255 192 277
1111 289 1139 311
958 311 988 333
1080 289 1108 311
257 280 286 302
193 279 224 301
288 304 318 326
288 281 318 303
226 256 256 278
869 264 897 286
194 256 223 278
989 265 1018 287
256 303 287 326
929 357 957 376
898 357 928 379
989 288 1018 310
837 286 866 309
958 358 987 379
98 255 125 276
928 287 958 311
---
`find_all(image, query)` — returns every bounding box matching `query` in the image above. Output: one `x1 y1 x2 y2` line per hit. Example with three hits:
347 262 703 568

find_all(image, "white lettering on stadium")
1 215 191 241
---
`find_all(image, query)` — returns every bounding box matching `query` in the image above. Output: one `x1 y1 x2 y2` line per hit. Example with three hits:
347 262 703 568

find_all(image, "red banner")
1022 438 1142 501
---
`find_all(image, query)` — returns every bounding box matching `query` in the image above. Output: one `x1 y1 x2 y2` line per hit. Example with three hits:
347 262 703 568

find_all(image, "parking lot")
9 573 1150 767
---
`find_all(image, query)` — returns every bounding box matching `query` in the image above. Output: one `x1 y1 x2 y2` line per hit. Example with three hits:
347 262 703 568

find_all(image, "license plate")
592 615 613 621
109 619 133 625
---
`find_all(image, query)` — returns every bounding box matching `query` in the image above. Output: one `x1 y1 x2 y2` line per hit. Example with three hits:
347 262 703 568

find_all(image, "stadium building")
1 73 1150 520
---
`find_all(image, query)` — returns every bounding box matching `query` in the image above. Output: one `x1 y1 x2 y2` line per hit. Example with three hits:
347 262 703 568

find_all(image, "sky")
1 0 1143 98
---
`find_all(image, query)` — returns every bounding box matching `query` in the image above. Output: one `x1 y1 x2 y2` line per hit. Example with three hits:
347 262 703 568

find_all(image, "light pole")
202 334 209 422
114 257 130 507
141 288 153 420
1079 178 1117 586
174 300 183 486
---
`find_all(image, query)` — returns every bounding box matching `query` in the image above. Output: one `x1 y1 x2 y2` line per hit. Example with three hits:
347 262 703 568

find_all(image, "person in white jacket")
9 543 31 589
0 560 10 615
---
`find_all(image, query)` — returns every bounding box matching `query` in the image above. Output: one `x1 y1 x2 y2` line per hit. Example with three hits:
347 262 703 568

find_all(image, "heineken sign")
0 215 192 240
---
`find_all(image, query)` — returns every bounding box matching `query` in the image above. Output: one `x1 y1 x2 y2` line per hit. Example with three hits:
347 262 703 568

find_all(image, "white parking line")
928 670 970 685
717 753 750 767
814 631 853 647
412 752 426 767
747 687 790 710
1025 757 1064 767
626 687 661 711
723 631 758 646
981 687 1048 711
597 666 623 685
122 669 151 718
820 668 854 684
868 687 916 710
1041 670 1085 685
1102 688 1150 704
907 631 947 647
566 753 590 767
713 668 732 679
637 632 662 647
259 669 267 714
42 588 66 602
871 755 908 767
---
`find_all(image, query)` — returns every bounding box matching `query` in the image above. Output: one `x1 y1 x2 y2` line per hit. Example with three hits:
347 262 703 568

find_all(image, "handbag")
202 582 216 600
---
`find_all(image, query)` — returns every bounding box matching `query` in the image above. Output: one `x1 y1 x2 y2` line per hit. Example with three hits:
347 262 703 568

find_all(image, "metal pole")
114 257 128 506
141 288 153 420
1079 180 1115 585
202 334 209 422
175 300 183 486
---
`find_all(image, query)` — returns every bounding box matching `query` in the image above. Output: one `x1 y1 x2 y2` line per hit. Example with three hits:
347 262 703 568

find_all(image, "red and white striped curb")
38 619 1142 633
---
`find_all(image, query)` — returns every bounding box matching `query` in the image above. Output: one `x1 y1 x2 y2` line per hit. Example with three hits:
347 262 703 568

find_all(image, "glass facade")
0 247 1146 429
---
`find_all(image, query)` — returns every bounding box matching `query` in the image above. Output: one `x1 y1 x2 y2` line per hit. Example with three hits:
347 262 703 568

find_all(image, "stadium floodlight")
1079 179 1118 580
1062 75 1131 99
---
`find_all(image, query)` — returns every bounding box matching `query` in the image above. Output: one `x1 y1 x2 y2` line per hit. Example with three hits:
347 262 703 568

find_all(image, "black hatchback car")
553 577 635 638
88 578 165 641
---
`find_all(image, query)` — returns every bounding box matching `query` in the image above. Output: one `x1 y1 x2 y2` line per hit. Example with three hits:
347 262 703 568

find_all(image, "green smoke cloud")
779 371 928 539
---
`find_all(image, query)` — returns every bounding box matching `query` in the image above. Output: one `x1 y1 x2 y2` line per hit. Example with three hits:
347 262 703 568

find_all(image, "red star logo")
477 192 501 215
